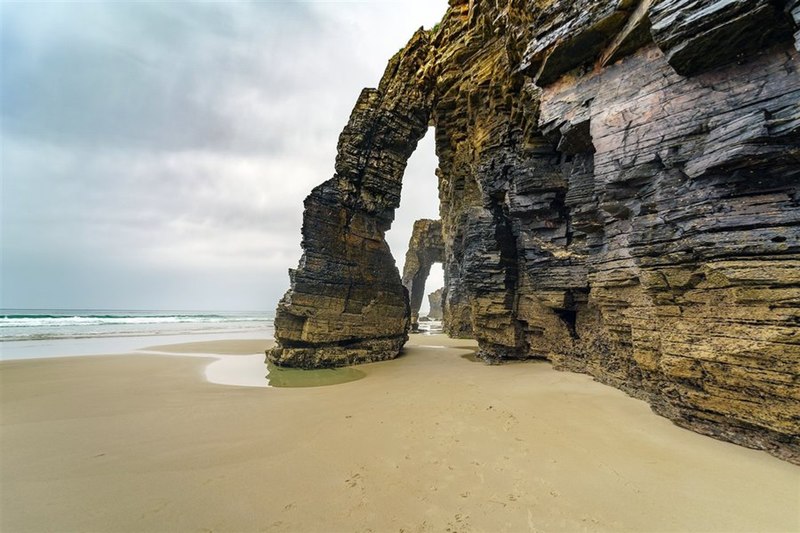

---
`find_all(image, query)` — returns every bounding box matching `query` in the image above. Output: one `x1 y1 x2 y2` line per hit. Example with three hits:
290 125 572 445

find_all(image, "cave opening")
555 309 578 339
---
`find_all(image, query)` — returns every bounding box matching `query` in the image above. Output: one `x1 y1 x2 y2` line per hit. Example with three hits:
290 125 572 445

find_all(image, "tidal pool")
203 353 365 388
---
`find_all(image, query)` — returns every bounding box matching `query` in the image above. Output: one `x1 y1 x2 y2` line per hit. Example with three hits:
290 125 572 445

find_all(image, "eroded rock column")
268 30 434 368
427 288 444 320
401 219 444 331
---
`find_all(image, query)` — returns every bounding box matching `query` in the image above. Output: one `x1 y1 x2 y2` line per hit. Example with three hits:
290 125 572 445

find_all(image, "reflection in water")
203 353 365 388
204 354 269 387
460 350 481 363
265 362 365 388
416 319 443 334
458 350 547 365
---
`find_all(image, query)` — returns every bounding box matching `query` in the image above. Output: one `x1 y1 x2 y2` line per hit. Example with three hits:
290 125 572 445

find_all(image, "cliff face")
271 0 800 462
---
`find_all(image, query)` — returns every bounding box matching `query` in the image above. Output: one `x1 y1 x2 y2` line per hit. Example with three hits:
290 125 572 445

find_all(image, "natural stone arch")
269 0 800 463
268 30 435 368
401 219 444 331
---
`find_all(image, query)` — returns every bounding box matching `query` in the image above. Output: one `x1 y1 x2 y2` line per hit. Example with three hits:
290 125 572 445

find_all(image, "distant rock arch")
427 288 444 321
401 219 444 331
269 0 800 462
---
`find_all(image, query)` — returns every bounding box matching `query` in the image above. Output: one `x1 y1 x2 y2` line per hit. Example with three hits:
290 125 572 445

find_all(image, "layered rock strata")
793 0 800 49
427 288 444 321
273 0 800 462
268 30 434 368
401 219 445 331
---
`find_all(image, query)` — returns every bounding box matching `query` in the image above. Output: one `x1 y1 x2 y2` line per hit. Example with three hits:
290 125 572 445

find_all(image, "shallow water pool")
200 352 366 388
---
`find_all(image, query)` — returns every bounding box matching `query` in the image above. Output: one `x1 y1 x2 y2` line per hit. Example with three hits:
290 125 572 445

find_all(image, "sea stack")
427 288 443 321
268 30 434 368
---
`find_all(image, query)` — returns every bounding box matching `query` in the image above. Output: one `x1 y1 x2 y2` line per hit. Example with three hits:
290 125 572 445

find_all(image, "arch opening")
401 219 444 331
420 263 444 317
385 127 440 275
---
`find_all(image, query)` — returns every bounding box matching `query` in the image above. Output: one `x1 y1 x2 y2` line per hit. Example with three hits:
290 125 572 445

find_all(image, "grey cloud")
1 1 353 154
1 0 448 311
3 140 307 257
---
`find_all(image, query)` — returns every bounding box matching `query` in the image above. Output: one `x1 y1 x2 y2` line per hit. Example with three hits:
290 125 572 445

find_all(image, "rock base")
267 335 407 369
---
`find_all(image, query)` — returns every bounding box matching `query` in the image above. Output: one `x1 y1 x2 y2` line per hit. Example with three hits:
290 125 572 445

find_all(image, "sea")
0 309 274 360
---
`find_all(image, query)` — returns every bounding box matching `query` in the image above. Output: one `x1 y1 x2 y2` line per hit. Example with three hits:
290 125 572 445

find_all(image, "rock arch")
401 219 444 331
270 1 800 462
268 30 435 368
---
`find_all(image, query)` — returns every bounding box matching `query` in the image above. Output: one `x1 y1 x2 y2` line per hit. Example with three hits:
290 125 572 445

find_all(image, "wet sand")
1 334 798 532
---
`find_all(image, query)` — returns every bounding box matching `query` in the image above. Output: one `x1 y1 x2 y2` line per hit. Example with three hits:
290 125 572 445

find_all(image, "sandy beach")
1 334 798 532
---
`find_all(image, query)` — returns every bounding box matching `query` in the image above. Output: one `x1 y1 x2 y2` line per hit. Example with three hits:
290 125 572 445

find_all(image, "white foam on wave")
0 312 275 342
1 315 273 328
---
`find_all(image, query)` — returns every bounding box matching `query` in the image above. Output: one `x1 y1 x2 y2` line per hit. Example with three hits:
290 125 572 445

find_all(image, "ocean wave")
0 314 274 328
0 311 275 342
1 325 273 342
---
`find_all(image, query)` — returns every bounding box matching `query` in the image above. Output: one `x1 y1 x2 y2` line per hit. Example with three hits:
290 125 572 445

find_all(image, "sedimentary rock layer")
401 219 445 330
427 288 444 321
273 0 800 462
268 30 434 368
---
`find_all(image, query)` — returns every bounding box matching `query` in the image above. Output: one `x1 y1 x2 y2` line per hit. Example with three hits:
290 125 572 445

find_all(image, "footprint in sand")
445 513 471 532
503 412 518 431
345 472 362 489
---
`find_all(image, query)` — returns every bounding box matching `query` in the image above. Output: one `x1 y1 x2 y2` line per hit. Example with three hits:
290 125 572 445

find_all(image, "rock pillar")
401 219 444 331
268 30 434 368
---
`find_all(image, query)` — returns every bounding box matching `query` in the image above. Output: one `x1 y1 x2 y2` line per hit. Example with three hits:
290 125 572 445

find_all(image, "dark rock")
790 0 800 50
401 219 445 331
521 0 637 86
268 29 435 368
273 1 800 463
648 0 795 75
427 288 444 320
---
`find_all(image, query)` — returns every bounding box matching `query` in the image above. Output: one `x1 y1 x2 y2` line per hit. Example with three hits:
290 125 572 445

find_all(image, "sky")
1 0 448 312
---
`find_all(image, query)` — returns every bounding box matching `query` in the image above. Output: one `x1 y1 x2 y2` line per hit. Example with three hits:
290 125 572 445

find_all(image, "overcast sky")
1 0 447 312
